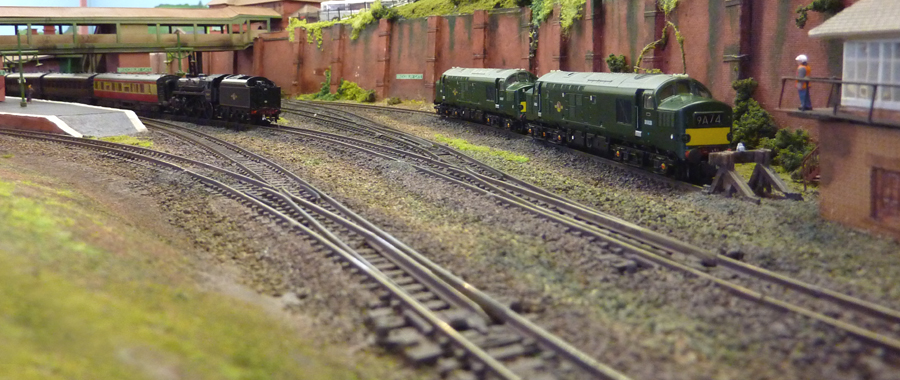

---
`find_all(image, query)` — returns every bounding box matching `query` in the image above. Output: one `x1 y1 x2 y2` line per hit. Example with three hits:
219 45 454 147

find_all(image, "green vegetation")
297 69 376 102
435 134 529 163
634 0 686 74
731 78 776 149
386 97 402 105
529 0 585 32
605 54 631 73
761 129 815 175
289 0 400 48
0 178 377 380
1 154 12 159
396 0 519 19
731 78 816 177
98 135 154 148
795 0 843 29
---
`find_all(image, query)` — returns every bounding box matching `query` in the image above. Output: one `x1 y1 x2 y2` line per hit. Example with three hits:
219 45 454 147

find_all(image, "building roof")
809 0 900 39
208 0 324 6
0 6 280 23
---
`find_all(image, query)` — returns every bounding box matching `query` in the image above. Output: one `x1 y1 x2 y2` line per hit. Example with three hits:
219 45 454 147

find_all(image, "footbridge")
0 6 281 55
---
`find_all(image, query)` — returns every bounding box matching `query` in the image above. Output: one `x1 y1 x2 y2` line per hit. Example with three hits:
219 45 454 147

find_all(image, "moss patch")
435 134 529 163
98 135 154 148
0 177 386 380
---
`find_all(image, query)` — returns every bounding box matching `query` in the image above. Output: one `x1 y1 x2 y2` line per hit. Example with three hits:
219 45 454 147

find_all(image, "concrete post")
375 18 392 99
472 10 487 68
424 16 440 102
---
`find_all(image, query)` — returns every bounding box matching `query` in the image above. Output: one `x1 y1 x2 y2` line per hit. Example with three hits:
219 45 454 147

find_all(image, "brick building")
797 0 900 238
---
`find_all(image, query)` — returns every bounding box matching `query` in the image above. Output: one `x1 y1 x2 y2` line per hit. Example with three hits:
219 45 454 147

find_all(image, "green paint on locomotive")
526 71 731 160
435 68 537 119
436 68 732 177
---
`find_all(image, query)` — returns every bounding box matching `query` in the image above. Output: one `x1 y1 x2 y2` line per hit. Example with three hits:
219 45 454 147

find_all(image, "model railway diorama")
2 1 898 376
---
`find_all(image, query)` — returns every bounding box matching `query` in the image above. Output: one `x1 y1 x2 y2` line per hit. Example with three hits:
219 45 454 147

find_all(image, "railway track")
279 102 900 355
288 99 702 193
4 125 629 380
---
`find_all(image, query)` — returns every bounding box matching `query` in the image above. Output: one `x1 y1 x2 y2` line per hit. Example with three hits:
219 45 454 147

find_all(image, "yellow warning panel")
685 127 730 146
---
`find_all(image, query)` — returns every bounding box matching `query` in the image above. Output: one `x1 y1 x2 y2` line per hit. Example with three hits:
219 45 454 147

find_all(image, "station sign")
396 74 423 80
117 67 152 74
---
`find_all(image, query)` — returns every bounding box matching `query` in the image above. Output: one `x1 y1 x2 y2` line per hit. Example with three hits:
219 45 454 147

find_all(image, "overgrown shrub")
731 78 776 149
606 54 630 73
386 97 402 105
795 0 843 29
761 129 816 175
296 69 375 103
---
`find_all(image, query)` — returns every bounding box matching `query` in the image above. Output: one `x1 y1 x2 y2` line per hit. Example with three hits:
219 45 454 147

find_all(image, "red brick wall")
390 18 431 100
257 0 858 110
819 119 900 239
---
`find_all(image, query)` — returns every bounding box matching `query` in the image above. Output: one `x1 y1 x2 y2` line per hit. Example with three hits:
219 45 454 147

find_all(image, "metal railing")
778 76 900 126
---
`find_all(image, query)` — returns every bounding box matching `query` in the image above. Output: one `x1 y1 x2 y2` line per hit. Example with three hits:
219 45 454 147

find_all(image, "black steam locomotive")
4 72 281 124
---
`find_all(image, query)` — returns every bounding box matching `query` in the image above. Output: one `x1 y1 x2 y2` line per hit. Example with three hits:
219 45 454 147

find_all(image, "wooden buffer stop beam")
705 149 802 204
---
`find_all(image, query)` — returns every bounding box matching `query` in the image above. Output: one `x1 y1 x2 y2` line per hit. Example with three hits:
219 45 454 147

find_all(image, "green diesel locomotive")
435 68 733 181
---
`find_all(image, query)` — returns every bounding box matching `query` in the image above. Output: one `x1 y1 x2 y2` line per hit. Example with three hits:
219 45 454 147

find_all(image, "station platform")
0 98 145 138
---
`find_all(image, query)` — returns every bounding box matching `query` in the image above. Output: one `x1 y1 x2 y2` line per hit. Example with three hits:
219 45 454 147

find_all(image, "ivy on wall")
795 0 843 29
530 0 586 33
634 0 686 74
288 0 398 49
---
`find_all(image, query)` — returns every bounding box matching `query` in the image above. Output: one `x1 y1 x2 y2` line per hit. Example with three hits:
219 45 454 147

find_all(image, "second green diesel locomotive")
434 68 733 180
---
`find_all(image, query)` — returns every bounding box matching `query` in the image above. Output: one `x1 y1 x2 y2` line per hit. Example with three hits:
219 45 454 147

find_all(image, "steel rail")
262 115 900 353
142 123 626 379
0 128 532 380
289 103 900 327
140 119 494 323
136 123 630 379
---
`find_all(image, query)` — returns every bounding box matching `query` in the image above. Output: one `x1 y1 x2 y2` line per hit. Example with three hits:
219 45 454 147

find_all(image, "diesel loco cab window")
615 99 633 124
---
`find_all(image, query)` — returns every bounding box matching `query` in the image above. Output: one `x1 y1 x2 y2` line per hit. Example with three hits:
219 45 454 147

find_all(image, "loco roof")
537 71 684 90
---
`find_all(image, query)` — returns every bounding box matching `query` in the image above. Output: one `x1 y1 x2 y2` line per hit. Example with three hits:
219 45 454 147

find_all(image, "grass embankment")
435 134 529 163
0 171 374 379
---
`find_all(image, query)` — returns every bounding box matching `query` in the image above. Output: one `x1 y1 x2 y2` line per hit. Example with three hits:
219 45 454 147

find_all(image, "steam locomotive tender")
434 68 733 181
5 72 281 124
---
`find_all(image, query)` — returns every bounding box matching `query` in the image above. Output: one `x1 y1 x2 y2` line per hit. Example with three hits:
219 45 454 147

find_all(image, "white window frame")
842 39 900 111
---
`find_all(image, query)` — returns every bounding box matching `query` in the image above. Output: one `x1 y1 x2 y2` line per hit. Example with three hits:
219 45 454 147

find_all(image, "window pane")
894 42 900 59
845 57 857 80
858 61 868 81
869 61 880 82
870 42 881 59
